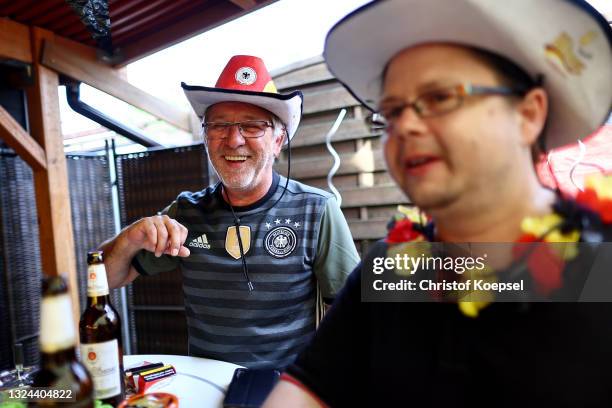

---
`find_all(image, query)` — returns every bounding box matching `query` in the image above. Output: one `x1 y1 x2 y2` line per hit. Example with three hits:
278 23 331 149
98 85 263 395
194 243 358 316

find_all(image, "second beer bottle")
31 275 94 407
79 251 124 407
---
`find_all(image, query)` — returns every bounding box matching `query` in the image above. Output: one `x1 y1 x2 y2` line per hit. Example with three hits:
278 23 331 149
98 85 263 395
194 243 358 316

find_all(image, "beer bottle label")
87 264 110 297
40 294 76 353
80 339 121 399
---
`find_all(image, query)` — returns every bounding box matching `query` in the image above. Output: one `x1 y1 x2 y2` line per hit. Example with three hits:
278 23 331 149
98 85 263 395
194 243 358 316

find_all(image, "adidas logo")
188 234 211 249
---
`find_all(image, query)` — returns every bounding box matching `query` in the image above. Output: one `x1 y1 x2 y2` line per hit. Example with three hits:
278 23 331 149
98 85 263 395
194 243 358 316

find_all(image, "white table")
124 354 243 408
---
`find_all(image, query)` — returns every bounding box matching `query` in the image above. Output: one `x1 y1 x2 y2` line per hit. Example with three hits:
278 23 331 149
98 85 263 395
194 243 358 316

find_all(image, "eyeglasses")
202 120 273 140
368 83 526 132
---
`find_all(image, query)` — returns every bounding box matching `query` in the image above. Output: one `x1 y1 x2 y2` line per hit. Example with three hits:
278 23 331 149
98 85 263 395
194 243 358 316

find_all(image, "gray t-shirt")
132 173 360 369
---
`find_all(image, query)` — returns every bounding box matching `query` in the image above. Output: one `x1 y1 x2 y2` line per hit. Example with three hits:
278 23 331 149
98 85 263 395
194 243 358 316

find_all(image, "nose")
390 105 428 140
224 124 246 148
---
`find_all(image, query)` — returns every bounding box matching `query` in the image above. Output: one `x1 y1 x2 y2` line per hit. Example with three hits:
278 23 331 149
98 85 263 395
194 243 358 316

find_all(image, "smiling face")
381 44 535 212
205 101 283 197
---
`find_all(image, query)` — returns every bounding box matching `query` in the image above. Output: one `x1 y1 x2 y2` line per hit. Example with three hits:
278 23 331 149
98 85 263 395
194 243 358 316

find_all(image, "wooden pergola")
0 0 274 327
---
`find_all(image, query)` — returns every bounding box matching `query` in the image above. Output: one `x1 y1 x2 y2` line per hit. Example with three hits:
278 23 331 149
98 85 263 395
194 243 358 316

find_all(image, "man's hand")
125 215 190 258
99 214 190 289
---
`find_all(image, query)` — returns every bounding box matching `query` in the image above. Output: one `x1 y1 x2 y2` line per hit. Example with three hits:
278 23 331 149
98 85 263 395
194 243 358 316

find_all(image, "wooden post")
26 27 80 328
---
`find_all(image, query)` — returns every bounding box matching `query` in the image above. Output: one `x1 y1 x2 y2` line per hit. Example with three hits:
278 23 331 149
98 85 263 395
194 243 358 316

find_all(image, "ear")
517 87 548 147
272 128 286 158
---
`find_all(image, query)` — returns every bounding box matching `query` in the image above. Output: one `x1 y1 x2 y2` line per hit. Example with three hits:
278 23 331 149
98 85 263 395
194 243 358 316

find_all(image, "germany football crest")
264 226 297 258
225 226 251 259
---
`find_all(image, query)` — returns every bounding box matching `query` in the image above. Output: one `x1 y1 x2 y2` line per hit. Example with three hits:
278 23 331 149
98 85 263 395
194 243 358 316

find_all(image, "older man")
100 55 359 369
265 0 612 406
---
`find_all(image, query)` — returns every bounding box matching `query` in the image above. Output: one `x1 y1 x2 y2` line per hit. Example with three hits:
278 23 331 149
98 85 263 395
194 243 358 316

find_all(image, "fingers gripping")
133 215 189 258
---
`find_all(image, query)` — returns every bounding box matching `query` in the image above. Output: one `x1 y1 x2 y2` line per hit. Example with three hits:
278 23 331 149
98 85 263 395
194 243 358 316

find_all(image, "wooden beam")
26 27 80 329
0 17 32 63
41 37 191 132
292 118 375 148
303 85 360 115
229 0 258 10
275 63 334 90
0 105 47 171
275 148 386 179
340 185 409 208
348 219 389 240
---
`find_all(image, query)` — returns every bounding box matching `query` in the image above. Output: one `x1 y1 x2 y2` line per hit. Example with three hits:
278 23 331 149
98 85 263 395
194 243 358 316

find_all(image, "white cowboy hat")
324 0 612 149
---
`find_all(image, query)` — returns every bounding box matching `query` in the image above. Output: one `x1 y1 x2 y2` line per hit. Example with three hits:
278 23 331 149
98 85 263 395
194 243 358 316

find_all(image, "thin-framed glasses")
202 120 273 140
367 83 526 132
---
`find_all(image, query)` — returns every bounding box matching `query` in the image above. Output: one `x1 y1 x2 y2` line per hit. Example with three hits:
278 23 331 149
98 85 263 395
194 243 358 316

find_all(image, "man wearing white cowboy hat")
100 55 359 369
265 0 612 406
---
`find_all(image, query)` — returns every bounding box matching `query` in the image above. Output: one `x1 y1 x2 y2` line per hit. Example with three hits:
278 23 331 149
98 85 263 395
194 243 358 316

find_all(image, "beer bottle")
79 251 124 407
31 275 94 407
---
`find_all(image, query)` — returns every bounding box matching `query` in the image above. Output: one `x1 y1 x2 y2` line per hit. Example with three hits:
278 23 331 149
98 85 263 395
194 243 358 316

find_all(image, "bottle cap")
87 251 104 264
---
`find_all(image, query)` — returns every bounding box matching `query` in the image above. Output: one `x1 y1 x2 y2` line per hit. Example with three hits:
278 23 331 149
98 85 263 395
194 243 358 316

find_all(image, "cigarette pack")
134 365 176 393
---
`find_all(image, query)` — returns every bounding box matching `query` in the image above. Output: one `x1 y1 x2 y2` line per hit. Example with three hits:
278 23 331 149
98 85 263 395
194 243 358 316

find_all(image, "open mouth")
405 156 440 174
224 155 248 162
406 156 438 168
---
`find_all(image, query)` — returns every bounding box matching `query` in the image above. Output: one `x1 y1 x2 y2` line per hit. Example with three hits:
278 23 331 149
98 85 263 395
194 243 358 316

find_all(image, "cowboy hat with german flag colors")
324 0 612 150
182 55 303 143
